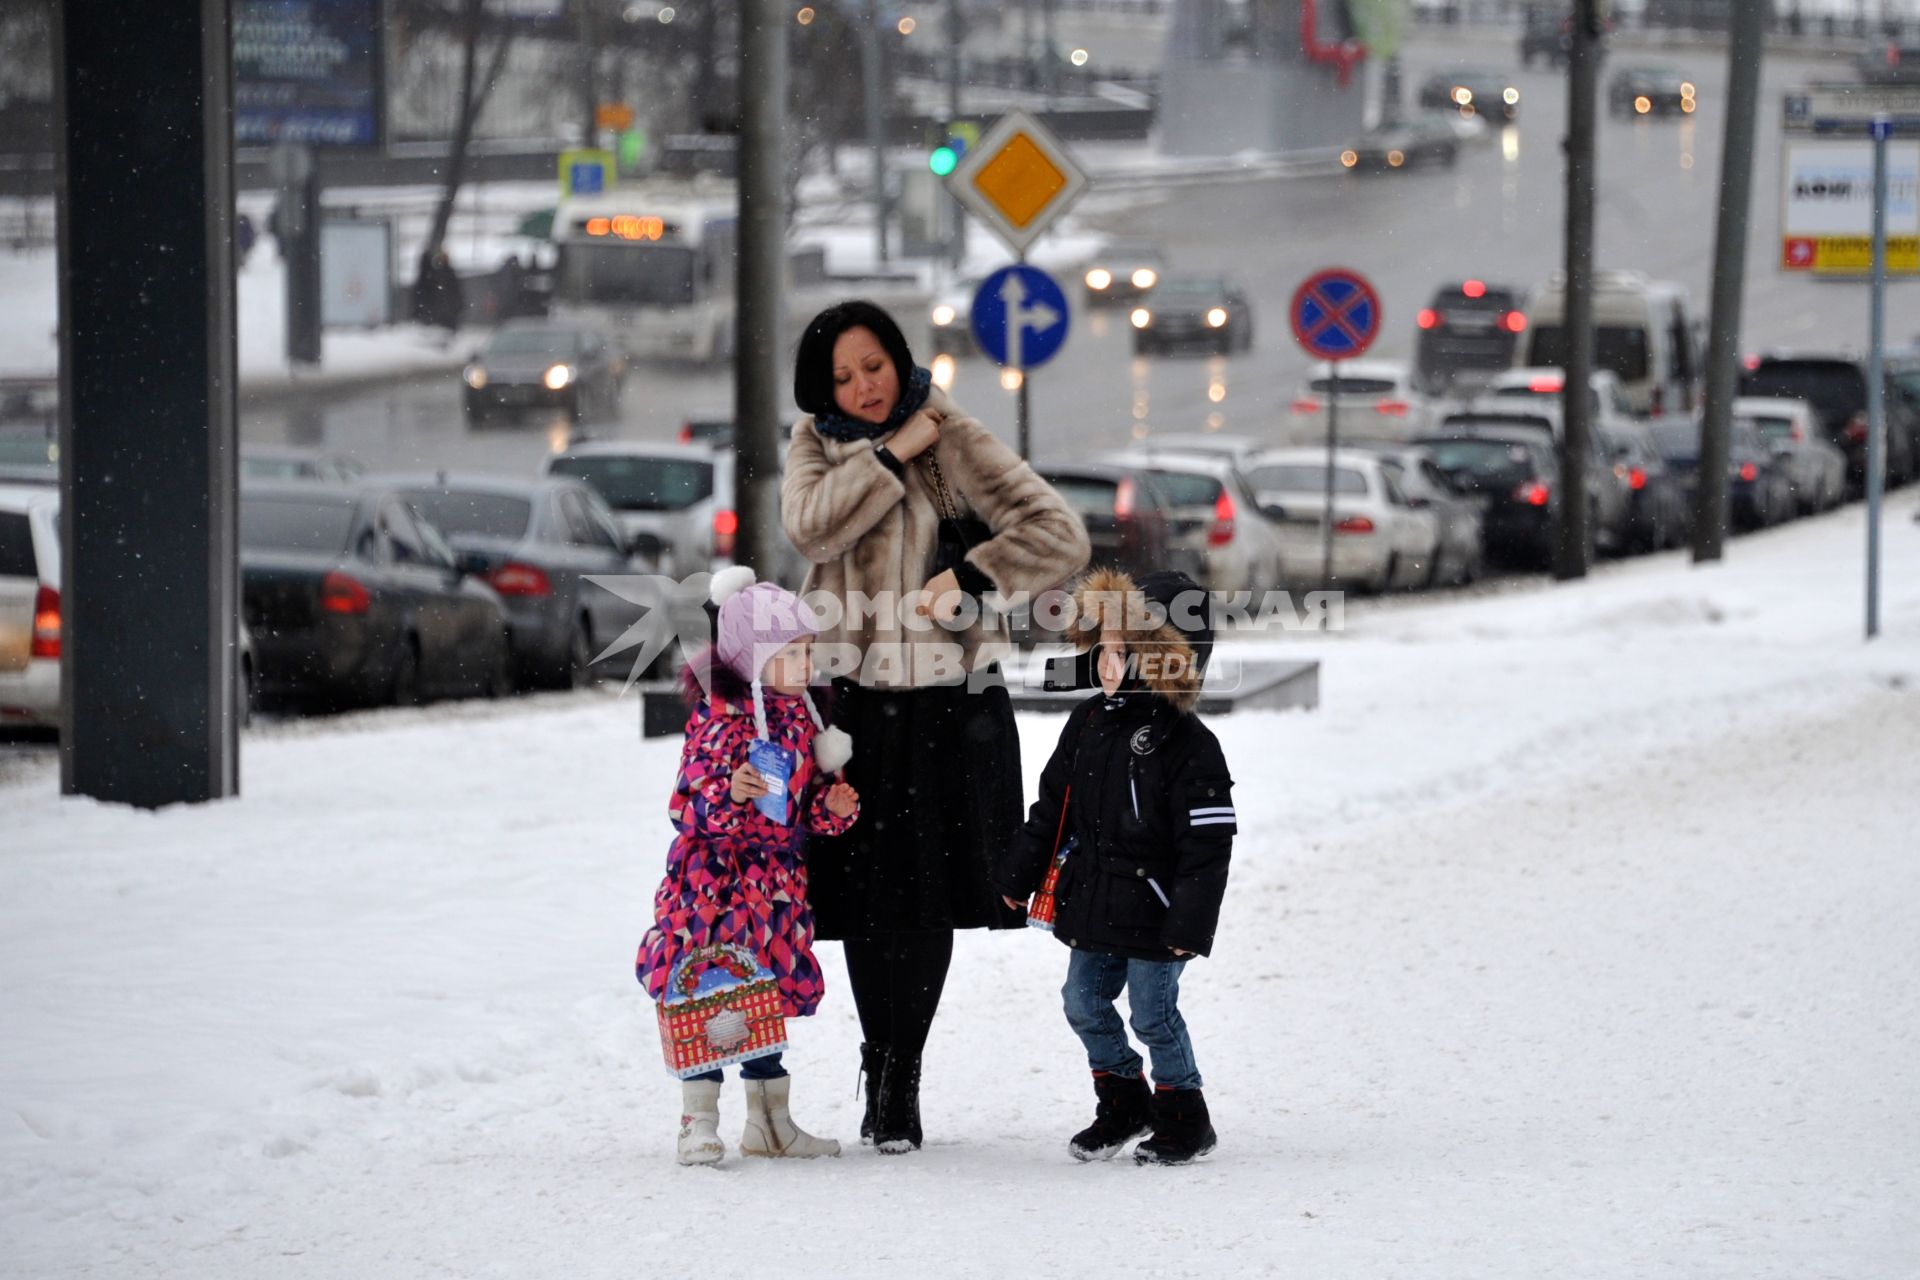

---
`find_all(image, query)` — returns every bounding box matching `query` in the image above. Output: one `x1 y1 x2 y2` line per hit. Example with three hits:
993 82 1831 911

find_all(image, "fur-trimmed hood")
1067 567 1214 714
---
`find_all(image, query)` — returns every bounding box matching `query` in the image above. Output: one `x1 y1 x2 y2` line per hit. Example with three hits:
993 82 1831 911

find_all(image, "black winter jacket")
995 691 1235 960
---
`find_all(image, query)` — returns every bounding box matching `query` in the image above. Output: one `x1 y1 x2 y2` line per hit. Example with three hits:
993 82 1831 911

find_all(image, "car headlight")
1086 268 1113 290
1453 86 1472 105
1206 308 1228 328
1635 95 1652 114
1681 82 1696 96
1504 87 1520 105
1131 268 1157 290
464 365 487 390
1387 149 1406 168
931 304 957 327
1341 149 1358 168
1130 307 1152 329
544 364 574 391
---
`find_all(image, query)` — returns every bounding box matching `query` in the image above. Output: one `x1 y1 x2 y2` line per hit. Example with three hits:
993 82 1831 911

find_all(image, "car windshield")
1741 414 1797 441
1648 422 1700 458
1738 362 1865 431
402 491 534 540
1527 324 1651 382
488 328 583 357
1308 377 1398 395
556 242 696 307
1249 464 1369 495
548 455 714 512
1146 470 1223 505
241 497 357 554
0 429 55 468
1155 282 1224 303
1423 439 1539 479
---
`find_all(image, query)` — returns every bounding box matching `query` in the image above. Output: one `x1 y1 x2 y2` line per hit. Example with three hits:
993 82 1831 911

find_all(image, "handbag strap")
923 453 962 523
1050 784 1073 858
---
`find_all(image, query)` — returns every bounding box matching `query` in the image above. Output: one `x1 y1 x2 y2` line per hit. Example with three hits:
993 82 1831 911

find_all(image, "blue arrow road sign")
971 265 1070 370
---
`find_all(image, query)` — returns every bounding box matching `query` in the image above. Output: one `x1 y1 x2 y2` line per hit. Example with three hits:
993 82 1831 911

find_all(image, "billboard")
235 0 385 147
1779 137 1920 275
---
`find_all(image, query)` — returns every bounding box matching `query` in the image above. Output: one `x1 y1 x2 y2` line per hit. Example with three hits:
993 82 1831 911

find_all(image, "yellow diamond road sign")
948 109 1090 254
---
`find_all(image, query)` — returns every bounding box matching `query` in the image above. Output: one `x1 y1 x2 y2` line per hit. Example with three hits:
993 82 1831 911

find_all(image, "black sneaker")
1069 1071 1153 1162
1134 1087 1218 1166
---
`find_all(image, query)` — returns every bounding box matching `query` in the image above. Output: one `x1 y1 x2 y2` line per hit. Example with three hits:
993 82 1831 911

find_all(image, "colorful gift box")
656 943 789 1080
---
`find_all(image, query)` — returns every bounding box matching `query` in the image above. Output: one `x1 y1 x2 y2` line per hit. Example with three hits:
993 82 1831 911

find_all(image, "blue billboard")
235 0 384 147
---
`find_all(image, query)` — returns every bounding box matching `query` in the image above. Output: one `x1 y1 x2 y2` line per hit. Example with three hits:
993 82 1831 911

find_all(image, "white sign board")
320 219 393 328
1779 138 1920 275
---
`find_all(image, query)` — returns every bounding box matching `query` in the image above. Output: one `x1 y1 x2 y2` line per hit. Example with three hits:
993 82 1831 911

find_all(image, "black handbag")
923 453 990 577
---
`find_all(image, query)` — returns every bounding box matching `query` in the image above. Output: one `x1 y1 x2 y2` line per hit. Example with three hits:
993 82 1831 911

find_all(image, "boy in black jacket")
996 568 1235 1166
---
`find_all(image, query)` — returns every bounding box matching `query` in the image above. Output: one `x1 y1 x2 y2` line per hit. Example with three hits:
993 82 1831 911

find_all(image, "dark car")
1647 419 1792 532
1417 68 1521 122
1519 11 1570 67
241 446 366 485
240 483 512 709
1596 418 1688 551
463 320 626 424
1130 276 1254 356
1340 119 1460 174
1739 354 1919 493
1608 66 1696 118
1036 462 1182 584
1415 425 1570 570
1414 280 1528 393
1439 406 1634 557
387 475 657 690
1080 242 1167 307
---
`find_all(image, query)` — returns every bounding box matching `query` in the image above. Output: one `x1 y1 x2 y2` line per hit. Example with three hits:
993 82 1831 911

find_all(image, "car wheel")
561 616 594 690
390 636 424 708
1376 554 1399 594
485 631 516 699
239 655 257 728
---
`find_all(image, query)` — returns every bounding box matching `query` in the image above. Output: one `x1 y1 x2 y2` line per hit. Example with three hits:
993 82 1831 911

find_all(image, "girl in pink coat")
636 568 859 1165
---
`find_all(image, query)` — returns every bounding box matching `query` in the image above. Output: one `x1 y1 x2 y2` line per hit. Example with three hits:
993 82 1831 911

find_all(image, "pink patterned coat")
634 676 857 1019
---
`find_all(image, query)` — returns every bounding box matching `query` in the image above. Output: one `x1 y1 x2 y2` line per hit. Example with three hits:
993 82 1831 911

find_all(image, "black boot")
1133 1087 1217 1166
1069 1071 1153 1162
857 1043 886 1146
873 1050 923 1154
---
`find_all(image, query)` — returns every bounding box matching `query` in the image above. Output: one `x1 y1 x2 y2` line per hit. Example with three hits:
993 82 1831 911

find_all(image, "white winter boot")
739 1076 842 1158
676 1079 725 1166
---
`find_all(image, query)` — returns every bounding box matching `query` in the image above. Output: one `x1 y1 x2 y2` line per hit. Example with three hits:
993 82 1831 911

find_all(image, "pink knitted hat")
711 566 821 684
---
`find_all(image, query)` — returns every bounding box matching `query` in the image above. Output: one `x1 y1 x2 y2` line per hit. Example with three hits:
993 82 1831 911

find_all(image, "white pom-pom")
709 565 756 607
813 725 853 774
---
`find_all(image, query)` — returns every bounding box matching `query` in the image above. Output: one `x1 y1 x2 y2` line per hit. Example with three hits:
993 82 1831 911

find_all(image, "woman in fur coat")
781 299 1091 1153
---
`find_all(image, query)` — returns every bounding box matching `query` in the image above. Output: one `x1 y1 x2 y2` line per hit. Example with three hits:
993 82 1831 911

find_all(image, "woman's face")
831 326 901 424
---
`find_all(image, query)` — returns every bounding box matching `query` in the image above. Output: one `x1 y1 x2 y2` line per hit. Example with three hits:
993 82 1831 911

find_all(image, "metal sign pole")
1321 362 1340 595
1867 114 1890 640
1013 252 1031 459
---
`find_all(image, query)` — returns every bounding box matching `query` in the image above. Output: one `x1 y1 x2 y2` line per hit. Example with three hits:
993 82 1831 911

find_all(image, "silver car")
1732 396 1847 515
1349 443 1486 586
1245 448 1444 594
1104 449 1287 595
0 483 60 729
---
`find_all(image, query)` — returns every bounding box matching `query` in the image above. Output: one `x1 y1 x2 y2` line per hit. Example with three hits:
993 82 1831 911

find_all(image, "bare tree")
418 0 514 274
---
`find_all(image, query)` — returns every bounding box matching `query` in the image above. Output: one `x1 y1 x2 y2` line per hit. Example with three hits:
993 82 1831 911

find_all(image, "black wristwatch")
873 442 905 478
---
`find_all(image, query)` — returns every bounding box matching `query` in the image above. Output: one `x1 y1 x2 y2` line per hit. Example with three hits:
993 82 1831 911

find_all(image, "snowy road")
2 494 1917 1278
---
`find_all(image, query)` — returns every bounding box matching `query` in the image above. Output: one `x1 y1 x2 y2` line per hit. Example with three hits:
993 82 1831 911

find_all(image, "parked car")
1440 405 1634 555
1339 118 1460 173
240 483 513 709
1417 68 1521 122
386 474 656 689
1732 396 1848 515
1594 417 1689 552
1244 448 1444 593
1081 241 1165 307
1132 433 1266 469
1288 359 1433 444
463 320 626 424
1130 276 1254 356
1104 450 1287 595
1415 424 1573 570
929 277 983 358
1348 443 1487 585
241 446 366 485
1519 10 1570 67
1739 353 1919 493
1035 462 1184 585
0 483 60 729
1647 418 1793 532
1479 367 1637 424
1609 66 1697 118
1414 280 1528 394
1522 271 1702 420
677 417 734 446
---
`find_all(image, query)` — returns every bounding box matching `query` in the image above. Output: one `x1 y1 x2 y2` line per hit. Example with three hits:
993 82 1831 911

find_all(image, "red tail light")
320 571 372 614
676 422 693 443
1742 354 1762 371
1844 413 1869 443
1334 515 1375 534
1375 399 1410 417
486 562 553 597
1417 308 1439 330
1628 466 1647 491
1528 375 1564 394
1516 482 1552 506
714 508 739 559
1502 311 1528 333
1790 423 1805 443
1461 279 1487 299
1207 490 1236 547
30 584 60 659
1738 462 1759 483
1113 477 1137 519
1290 398 1322 415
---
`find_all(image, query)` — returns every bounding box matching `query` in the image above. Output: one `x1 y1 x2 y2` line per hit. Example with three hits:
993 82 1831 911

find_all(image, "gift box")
1027 834 1077 933
656 943 789 1080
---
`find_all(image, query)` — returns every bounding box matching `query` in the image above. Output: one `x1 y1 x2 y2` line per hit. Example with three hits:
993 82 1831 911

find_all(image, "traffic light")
927 122 977 177
928 143 959 176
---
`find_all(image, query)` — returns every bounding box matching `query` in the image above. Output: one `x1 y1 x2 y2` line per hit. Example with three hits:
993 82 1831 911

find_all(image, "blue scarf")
811 365 934 442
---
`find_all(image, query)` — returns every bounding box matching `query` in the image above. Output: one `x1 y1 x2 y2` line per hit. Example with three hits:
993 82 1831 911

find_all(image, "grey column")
56 0 240 804
735 0 787 580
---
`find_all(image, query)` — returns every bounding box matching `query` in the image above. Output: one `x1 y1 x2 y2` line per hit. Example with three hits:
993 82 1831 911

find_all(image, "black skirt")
807 674 1027 940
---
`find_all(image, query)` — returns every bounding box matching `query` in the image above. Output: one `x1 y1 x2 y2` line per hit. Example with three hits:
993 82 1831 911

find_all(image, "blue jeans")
1061 951 1202 1091
691 1052 785 1084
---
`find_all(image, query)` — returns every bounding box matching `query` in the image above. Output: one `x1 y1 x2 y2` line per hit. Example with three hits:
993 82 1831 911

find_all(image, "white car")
1732 396 1847 515
1131 433 1266 468
929 277 981 359
1479 366 1636 423
1287 359 1434 445
0 483 60 728
1244 448 1443 593
1103 449 1288 596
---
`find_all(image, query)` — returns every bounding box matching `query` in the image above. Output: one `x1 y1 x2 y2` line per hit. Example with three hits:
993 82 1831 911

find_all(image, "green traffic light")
929 146 958 177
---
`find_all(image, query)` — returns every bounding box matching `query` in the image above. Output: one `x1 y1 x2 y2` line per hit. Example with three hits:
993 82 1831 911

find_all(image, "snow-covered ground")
3 495 1918 1278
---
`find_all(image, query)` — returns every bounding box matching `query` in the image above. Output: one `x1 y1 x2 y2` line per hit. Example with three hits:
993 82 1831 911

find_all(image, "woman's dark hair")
793 299 917 418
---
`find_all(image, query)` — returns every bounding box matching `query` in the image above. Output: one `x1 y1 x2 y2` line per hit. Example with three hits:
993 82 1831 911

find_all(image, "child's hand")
730 762 768 804
1001 895 1026 912
824 782 858 818
1170 947 1192 957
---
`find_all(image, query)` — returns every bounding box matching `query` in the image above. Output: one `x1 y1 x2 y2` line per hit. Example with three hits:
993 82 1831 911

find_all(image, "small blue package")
748 739 796 825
